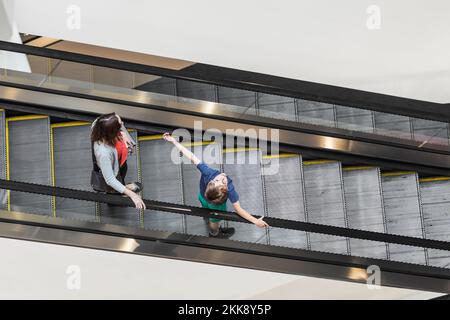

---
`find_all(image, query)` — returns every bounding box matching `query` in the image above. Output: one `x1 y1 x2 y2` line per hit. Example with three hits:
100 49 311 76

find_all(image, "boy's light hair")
205 182 228 205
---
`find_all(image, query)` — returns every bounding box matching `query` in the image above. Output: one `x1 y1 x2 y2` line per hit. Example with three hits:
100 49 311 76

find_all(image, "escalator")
138 77 450 148
0 41 449 294
0 107 449 270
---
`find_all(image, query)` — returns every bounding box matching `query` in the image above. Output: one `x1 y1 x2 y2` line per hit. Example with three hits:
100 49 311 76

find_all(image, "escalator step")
419 177 450 268
262 154 308 249
381 172 427 265
0 110 6 209
342 166 388 259
6 115 52 216
181 141 222 236
139 136 184 233
99 130 141 228
303 160 349 255
223 149 267 244
51 122 96 221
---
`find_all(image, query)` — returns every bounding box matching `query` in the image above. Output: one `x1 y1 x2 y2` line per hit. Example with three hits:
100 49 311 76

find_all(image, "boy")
163 133 268 238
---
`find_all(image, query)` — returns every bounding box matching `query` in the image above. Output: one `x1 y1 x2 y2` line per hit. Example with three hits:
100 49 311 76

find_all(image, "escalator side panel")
139 138 184 233
335 105 374 133
297 99 335 128
343 168 388 259
7 116 52 216
262 155 308 249
134 76 177 96
381 173 427 265
217 86 257 115
373 112 412 140
99 131 141 227
52 123 96 221
176 79 217 102
303 161 349 255
257 93 296 121
419 180 450 268
412 118 450 146
223 150 267 244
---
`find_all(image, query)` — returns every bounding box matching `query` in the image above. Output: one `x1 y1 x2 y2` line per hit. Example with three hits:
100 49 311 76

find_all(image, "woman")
91 113 145 209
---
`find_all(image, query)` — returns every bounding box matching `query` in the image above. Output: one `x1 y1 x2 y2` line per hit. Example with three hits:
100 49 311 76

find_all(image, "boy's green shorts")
198 193 227 223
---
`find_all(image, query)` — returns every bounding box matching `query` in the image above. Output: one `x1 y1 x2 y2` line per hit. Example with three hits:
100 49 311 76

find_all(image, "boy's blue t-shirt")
197 162 239 204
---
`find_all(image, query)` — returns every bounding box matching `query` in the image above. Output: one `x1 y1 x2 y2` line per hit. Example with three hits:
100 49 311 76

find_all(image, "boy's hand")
163 132 176 143
254 216 269 228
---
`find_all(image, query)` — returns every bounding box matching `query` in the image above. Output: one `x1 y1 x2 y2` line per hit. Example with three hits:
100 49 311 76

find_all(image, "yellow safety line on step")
6 115 48 122
419 176 450 183
181 141 215 147
223 147 259 153
49 125 56 217
5 117 10 211
51 121 90 129
138 135 164 141
262 154 299 159
302 159 337 166
343 166 376 171
381 171 416 177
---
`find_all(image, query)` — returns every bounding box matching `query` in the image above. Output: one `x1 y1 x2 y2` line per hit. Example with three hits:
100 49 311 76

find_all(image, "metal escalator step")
0 110 6 209
335 105 374 133
412 118 449 146
297 99 336 127
223 149 267 244
217 86 257 115
51 122 96 221
373 111 412 140
419 178 450 268
342 167 388 259
262 154 308 249
6 115 52 216
181 142 222 236
303 160 349 255
176 79 217 102
381 172 427 265
139 136 184 233
99 130 141 228
257 93 296 121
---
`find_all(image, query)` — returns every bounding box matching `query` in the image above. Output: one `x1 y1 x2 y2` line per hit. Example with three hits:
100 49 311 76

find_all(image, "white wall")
0 237 441 299
0 0 30 72
6 0 450 103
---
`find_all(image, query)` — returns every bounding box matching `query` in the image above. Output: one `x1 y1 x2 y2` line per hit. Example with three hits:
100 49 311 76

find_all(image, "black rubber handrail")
1 40 449 123
1 179 449 251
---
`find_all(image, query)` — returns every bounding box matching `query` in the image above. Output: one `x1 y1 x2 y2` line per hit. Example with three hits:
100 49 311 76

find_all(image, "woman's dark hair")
91 113 121 147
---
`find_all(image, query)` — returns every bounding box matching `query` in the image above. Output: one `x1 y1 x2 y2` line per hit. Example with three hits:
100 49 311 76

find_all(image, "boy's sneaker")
210 227 235 239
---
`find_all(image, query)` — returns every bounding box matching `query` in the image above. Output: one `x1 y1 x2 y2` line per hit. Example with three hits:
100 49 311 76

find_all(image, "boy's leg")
208 220 220 236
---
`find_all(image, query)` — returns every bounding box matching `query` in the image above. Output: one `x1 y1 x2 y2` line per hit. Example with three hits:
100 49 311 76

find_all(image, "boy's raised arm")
163 132 201 165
